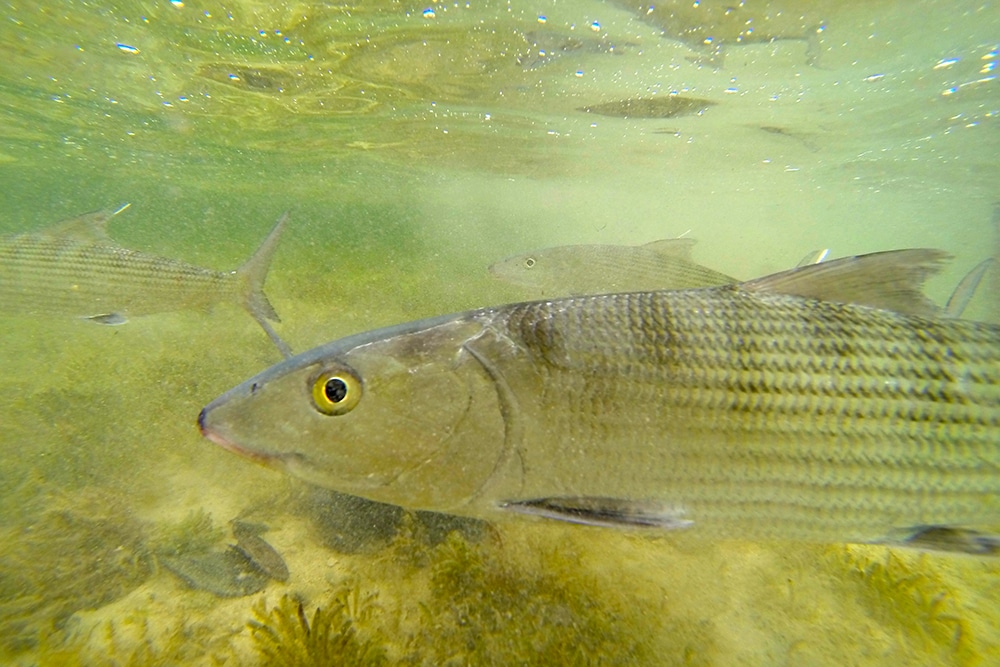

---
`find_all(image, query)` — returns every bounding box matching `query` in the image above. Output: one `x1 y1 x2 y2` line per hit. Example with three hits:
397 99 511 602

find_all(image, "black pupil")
324 377 348 403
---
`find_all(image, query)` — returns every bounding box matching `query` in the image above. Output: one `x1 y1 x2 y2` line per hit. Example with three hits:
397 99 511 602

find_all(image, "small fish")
201 249 1000 554
516 30 625 70
609 0 824 66
577 97 716 119
0 205 291 356
159 546 270 598
231 520 289 582
489 238 736 297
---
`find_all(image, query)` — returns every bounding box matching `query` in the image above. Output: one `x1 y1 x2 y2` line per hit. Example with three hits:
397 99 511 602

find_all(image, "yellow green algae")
0 487 153 653
12 499 1000 666
0 0 998 665
248 593 388 667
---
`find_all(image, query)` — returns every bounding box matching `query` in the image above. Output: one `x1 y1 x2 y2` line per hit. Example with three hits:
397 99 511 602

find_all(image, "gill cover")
201 314 513 514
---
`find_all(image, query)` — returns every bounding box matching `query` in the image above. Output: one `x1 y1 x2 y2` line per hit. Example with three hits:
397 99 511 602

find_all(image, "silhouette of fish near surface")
201 249 1000 554
489 238 737 297
0 205 290 356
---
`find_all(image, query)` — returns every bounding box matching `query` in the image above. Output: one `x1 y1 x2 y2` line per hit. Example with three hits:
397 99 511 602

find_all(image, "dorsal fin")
740 248 951 318
39 203 130 243
641 237 697 259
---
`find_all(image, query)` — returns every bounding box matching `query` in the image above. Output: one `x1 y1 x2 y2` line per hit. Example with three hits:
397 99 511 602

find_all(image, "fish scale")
488 288 1000 540
0 235 237 313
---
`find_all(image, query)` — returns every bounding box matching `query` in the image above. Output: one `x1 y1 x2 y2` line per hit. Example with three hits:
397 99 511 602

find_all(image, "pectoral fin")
501 497 694 529
84 313 128 325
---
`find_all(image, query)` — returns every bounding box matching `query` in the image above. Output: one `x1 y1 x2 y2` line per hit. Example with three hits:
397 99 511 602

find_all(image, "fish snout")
198 406 278 466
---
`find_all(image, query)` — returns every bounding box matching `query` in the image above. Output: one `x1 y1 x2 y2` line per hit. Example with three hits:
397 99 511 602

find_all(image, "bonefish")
201 249 1000 554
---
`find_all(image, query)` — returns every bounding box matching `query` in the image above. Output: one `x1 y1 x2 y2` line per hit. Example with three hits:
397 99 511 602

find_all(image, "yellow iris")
311 369 363 415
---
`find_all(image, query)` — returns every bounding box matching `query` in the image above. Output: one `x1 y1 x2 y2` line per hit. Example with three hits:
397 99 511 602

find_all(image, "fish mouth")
197 407 279 466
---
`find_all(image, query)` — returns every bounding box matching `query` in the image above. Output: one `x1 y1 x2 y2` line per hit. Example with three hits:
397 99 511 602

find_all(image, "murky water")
0 0 998 664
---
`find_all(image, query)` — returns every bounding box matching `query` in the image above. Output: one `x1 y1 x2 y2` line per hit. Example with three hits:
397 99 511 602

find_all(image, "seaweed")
0 487 153 656
33 613 231 667
249 593 387 667
408 531 654 666
834 545 979 665
148 508 225 558
246 526 659 666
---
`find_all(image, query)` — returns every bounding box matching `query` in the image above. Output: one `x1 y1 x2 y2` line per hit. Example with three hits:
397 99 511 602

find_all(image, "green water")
1 0 998 664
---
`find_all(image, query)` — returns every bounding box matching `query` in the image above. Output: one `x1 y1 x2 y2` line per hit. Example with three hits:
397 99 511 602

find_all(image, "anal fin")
886 525 1000 556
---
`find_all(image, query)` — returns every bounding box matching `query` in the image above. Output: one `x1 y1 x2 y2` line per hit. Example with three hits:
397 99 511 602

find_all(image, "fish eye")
524 257 536 268
311 369 362 416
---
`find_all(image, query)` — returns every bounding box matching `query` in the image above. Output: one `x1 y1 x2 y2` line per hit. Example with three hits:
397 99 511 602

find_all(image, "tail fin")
236 212 292 358
944 257 994 318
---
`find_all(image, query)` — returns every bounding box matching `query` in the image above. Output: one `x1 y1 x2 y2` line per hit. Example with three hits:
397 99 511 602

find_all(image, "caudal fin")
236 212 292 358
944 257 995 318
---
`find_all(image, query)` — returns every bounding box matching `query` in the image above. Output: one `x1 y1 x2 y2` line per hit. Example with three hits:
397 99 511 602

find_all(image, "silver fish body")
200 249 1000 552
0 207 291 355
489 238 736 297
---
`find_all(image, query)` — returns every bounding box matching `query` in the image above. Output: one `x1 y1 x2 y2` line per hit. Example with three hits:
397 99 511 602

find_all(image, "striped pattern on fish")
0 233 241 317
493 287 1000 542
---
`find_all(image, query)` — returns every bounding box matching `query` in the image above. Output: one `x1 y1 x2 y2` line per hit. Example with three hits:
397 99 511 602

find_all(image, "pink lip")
198 408 278 466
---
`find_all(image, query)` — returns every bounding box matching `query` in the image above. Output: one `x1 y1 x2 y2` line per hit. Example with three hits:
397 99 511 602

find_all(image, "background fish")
489 238 737 297
0 205 291 356
201 250 1000 554
608 0 826 66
